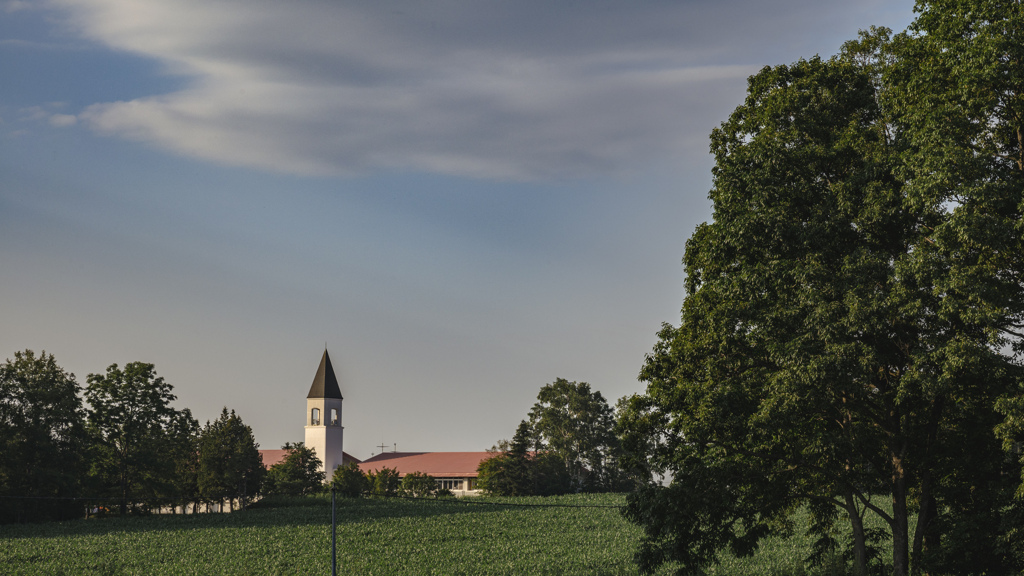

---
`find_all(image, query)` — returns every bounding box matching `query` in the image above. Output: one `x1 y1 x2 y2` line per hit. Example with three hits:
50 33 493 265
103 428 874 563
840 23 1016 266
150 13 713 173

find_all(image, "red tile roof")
259 449 289 468
258 449 361 469
358 452 492 478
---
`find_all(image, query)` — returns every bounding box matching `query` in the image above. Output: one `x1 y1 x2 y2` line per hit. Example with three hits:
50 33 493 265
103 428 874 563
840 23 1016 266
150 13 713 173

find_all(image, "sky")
1 0 917 459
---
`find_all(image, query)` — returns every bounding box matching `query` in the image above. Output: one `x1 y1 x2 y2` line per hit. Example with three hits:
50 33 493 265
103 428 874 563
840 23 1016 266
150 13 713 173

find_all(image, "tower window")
311 407 320 426
330 408 339 426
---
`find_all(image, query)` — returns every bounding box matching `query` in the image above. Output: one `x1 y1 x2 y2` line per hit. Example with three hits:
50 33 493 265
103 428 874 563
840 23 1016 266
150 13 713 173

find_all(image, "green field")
0 494 887 575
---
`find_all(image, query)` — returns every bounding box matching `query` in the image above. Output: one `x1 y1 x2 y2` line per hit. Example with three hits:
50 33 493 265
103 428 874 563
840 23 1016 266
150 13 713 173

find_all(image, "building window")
330 408 338 426
467 478 478 491
311 408 320 426
436 479 464 491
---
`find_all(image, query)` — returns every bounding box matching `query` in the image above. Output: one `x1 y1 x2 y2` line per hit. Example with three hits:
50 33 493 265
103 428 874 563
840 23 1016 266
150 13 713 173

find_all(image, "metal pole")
331 488 337 576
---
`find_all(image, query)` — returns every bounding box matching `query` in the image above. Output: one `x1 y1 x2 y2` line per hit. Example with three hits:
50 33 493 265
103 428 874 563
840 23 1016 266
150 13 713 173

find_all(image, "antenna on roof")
393 443 397 453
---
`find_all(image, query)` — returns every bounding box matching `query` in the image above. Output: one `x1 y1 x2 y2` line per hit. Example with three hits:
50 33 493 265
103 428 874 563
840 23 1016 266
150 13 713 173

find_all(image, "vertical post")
331 488 337 576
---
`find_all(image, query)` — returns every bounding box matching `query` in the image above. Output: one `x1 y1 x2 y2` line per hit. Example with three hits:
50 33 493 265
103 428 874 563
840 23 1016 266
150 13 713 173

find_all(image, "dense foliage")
479 421 543 496
0 350 266 522
621 2 1024 575
85 362 196 516
264 442 325 496
0 351 88 523
529 379 632 492
365 466 401 497
480 379 633 496
197 408 266 509
399 471 442 497
330 462 369 497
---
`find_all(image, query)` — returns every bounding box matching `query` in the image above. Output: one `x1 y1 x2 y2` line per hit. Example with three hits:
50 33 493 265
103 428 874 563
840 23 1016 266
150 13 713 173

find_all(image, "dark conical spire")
307 349 343 399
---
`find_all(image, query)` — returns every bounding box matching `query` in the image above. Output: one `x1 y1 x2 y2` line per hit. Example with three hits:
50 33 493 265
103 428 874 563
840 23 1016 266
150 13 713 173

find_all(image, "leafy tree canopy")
85 362 191 515
477 420 534 496
529 378 627 492
481 379 633 497
401 471 440 498
621 9 1024 574
197 407 265 509
0 350 87 523
331 462 369 498
365 467 400 497
264 442 325 496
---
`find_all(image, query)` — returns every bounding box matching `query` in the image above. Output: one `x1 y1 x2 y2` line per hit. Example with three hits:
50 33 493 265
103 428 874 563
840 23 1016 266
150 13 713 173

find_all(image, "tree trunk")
911 473 934 574
892 458 910 576
120 469 128 517
912 398 944 575
841 407 867 576
845 491 869 576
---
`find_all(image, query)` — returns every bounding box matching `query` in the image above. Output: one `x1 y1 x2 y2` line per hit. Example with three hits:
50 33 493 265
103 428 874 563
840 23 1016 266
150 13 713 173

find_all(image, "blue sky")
1 0 916 459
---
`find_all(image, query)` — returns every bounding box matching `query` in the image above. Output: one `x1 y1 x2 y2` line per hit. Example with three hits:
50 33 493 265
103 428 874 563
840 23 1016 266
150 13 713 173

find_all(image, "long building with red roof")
359 452 492 495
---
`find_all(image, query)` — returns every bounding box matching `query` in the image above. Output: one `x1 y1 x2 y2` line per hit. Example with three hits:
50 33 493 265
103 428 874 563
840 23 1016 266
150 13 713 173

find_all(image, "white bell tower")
305 349 344 476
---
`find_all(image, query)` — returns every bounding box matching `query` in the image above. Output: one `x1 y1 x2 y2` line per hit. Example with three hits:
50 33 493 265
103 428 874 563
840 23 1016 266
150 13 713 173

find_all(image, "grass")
0 493 892 575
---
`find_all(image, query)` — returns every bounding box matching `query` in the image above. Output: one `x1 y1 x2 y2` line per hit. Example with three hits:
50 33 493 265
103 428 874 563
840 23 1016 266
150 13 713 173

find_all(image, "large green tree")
887 2 1024 571
622 34 1023 574
478 419 575 497
0 350 87 523
624 54 907 576
529 378 626 492
166 408 201 513
85 362 191 515
197 408 265 510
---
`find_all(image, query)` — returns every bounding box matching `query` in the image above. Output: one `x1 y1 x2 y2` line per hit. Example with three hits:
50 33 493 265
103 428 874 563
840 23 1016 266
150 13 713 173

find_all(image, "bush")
365 467 400 497
330 462 369 497
401 472 437 498
263 442 325 496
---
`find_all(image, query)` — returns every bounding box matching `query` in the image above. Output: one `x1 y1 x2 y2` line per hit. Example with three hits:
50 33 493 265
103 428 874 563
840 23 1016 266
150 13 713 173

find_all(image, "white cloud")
17 103 76 127
19 106 50 121
49 113 78 127
50 0 912 180
4 0 32 13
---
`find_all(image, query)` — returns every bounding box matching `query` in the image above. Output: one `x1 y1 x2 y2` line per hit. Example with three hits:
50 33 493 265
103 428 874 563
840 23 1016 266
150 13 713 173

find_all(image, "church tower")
305 349 344 476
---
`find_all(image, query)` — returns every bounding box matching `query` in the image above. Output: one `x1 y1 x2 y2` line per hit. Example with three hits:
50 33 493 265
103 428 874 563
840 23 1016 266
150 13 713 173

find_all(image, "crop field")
0 494 890 575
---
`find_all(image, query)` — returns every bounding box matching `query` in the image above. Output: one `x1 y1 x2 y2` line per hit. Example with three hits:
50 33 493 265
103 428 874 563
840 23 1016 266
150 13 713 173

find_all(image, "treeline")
0 349 308 523
475 378 643 496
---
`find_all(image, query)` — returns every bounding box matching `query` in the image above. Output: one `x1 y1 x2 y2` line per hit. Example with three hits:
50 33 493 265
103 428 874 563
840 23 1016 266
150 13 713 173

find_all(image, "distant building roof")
259 449 360 470
307 349 343 399
358 452 493 478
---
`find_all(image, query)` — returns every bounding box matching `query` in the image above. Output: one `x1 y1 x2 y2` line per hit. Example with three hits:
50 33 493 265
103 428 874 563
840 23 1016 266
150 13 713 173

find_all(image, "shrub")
330 462 368 497
401 471 437 498
365 467 400 497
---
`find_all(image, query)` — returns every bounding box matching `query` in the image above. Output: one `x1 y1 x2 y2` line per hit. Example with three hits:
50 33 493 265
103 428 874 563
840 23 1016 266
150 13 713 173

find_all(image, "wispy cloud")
4 0 32 13
19 106 51 121
50 0 899 180
49 113 78 127
0 38 94 50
